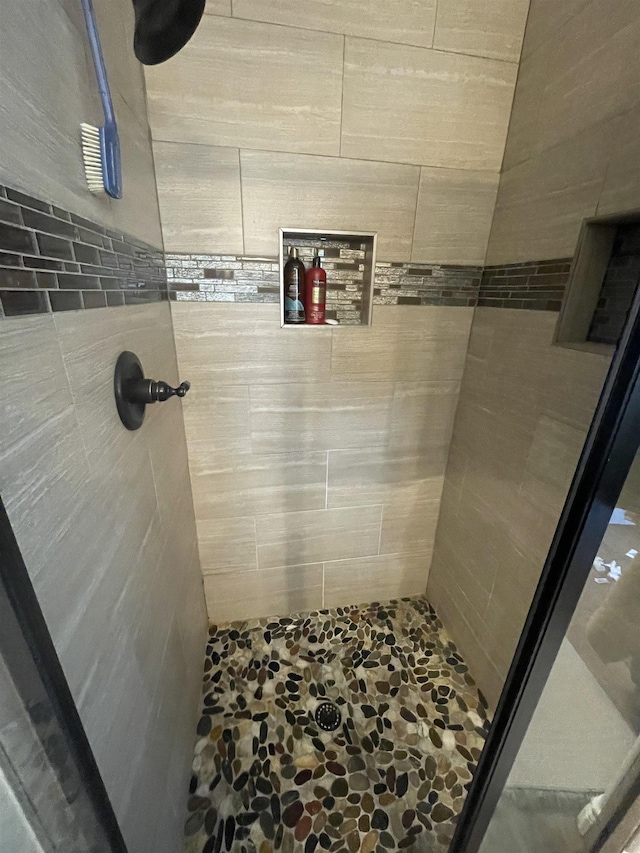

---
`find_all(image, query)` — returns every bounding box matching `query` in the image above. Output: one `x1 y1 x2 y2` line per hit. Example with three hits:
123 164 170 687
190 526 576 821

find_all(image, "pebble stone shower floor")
182 596 491 853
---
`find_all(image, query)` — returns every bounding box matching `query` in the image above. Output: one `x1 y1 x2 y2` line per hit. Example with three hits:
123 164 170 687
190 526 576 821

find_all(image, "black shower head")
132 0 205 65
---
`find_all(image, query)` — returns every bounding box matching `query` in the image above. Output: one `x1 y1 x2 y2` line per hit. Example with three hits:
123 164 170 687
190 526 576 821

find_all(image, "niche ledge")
279 228 377 328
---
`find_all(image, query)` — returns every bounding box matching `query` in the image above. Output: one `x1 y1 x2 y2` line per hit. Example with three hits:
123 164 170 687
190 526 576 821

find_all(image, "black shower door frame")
451 284 640 853
0 497 128 852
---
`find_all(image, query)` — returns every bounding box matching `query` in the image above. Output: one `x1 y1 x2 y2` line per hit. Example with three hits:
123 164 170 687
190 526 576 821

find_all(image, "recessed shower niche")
279 228 377 327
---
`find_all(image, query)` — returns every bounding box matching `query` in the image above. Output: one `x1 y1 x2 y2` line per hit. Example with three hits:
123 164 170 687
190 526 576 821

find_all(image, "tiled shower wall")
172 302 474 622
427 0 640 707
0 2 206 852
144 0 530 265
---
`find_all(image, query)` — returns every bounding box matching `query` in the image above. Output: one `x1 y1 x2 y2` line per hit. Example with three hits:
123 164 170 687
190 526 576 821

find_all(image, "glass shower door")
479 449 640 853
451 286 640 853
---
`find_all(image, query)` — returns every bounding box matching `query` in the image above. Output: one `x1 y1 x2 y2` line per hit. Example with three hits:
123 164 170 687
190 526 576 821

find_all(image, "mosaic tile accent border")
478 259 573 311
0 185 167 318
168 253 483 324
182 596 490 853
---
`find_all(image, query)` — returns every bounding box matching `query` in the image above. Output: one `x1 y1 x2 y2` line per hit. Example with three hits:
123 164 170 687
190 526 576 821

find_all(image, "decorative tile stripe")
478 259 573 311
183 596 490 853
168 253 483 324
375 262 481 307
0 185 167 318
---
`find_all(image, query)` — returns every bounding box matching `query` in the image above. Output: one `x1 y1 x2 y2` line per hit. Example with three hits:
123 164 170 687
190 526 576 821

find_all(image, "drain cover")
315 701 342 732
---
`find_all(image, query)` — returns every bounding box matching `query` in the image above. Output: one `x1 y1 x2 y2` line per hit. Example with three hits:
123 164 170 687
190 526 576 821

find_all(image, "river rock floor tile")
182 596 490 853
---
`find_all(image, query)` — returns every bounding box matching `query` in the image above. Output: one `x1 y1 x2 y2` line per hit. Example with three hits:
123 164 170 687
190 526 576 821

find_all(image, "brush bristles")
81 123 105 194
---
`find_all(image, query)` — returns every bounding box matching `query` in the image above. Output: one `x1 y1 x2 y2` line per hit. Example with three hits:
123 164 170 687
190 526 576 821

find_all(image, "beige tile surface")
598 106 640 218
204 564 324 623
532 0 640 155
412 167 499 264
389 380 460 449
154 142 243 254
324 553 430 607
256 505 382 569
231 0 437 48
428 308 612 704
0 306 204 853
486 121 613 265
330 306 473 381
433 0 530 62
145 16 343 156
500 50 548 172
327 447 446 508
521 0 591 58
379 499 441 556
249 381 394 453
205 0 232 15
181 385 252 456
240 150 419 260
172 302 332 385
197 515 257 573
190 451 327 519
0 0 161 246
341 38 517 170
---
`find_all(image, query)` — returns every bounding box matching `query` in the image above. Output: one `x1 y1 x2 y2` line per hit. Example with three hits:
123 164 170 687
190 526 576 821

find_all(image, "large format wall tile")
249 381 394 453
324 553 430 607
0 0 162 246
433 0 530 62
231 0 437 48
154 142 243 254
0 306 204 853
389 381 461 449
182 386 251 456
428 309 611 707
379 499 441 556
172 302 332 384
330 306 473 381
145 16 343 156
521 0 591 58
256 505 382 569
490 0 640 265
531 0 640 156
197 515 257 573
341 38 517 171
327 447 446 508
173 302 475 622
205 564 324 623
205 0 232 15
240 150 419 260
412 167 499 264
190 451 327 520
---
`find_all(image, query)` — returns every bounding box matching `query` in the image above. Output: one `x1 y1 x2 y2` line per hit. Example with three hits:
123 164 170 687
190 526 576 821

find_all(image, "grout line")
431 0 439 49
409 167 423 262
325 451 329 509
321 563 326 608
203 12 520 65
149 137 499 176
339 37 346 158
237 149 246 255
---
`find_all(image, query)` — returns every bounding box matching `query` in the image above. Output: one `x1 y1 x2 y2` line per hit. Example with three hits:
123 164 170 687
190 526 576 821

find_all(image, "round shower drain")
315 702 342 732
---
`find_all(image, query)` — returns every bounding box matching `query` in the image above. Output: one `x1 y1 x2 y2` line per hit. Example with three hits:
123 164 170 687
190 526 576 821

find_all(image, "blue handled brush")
79 0 122 198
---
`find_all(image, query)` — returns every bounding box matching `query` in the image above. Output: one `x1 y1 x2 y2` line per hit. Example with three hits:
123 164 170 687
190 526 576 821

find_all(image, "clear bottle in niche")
283 247 306 324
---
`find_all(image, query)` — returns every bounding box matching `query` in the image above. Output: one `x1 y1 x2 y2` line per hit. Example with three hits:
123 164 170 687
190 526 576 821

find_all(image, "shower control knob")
114 351 190 431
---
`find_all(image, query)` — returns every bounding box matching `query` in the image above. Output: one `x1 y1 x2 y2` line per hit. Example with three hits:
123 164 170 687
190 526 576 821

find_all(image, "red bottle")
305 252 326 324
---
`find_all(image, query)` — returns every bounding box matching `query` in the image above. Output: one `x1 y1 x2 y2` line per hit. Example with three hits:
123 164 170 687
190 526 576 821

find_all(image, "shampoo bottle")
283 247 306 324
305 251 327 325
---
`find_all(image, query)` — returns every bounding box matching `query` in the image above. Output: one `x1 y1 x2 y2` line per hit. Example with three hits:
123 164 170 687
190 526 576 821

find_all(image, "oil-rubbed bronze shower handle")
114 350 190 430
126 377 191 404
